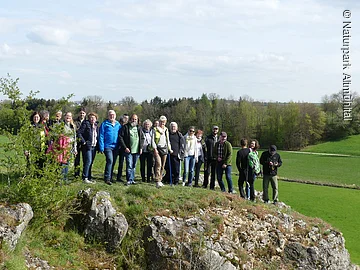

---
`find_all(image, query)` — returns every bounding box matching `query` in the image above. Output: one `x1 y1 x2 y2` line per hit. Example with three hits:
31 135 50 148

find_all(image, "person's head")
250 139 259 150
240 138 248 148
31 111 41 124
40 110 49 122
88 112 98 125
78 108 86 120
153 120 159 128
196 130 203 141
143 119 152 130
120 114 129 125
170 122 178 133
269 145 277 155
108 110 116 123
212 125 219 135
55 111 62 121
64 112 73 123
219 131 227 144
188 126 195 136
159 115 167 127
129 114 139 127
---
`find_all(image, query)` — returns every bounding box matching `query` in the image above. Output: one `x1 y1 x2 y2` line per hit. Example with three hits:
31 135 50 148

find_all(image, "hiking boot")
105 181 112 185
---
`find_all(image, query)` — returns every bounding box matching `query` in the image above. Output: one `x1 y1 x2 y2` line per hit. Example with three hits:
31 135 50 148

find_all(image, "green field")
303 135 360 156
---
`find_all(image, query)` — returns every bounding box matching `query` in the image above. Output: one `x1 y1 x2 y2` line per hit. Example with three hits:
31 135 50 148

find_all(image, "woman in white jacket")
182 126 198 186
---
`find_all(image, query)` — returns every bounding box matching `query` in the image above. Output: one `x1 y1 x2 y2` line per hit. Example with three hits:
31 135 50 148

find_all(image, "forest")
1 74 359 149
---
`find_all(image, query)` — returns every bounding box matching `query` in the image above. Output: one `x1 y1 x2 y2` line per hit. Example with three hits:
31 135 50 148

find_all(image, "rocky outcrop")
143 204 357 270
0 203 33 251
76 189 128 252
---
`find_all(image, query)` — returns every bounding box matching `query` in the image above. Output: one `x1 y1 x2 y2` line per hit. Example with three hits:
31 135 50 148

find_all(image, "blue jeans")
125 152 140 182
183 155 195 184
61 162 69 180
82 147 96 180
104 148 118 181
216 163 233 193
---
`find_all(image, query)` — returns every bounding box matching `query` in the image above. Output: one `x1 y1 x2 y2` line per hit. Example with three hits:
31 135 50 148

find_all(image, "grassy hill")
302 135 360 156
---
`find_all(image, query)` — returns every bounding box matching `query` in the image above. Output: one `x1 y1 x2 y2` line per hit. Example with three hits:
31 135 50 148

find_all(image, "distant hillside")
303 135 360 156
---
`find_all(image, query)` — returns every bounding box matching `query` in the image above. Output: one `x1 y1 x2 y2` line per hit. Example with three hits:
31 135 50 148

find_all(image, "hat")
220 131 227 137
269 145 277 154
213 125 219 129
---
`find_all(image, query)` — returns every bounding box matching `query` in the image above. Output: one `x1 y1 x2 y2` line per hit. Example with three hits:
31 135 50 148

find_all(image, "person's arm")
260 152 267 166
77 121 87 145
165 128 173 153
236 151 241 171
224 143 232 165
98 122 105 153
276 154 282 167
119 125 129 152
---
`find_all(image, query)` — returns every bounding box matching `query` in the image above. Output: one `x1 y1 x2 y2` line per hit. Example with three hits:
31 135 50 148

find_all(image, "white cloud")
1 43 11 54
27 26 71 46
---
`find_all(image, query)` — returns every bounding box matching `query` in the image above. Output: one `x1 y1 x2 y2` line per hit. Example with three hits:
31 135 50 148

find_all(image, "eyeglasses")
189 130 195 133
213 128 218 130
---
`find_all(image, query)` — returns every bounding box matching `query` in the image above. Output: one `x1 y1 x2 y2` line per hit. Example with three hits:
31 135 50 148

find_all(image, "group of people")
26 108 283 203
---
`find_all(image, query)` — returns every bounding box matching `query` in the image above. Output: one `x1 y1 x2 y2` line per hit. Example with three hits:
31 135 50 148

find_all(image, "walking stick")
168 153 173 186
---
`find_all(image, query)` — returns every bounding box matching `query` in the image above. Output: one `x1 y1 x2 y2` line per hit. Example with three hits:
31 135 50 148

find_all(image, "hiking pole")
168 153 173 187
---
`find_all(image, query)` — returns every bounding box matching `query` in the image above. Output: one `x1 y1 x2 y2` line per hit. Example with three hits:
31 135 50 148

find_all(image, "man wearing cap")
260 145 283 204
203 125 219 189
213 131 235 193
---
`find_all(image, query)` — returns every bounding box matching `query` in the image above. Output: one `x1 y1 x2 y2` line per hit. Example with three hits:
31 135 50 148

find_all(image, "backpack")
248 151 260 174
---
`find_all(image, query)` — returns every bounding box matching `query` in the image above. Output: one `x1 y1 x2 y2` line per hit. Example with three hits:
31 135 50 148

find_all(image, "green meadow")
303 135 360 156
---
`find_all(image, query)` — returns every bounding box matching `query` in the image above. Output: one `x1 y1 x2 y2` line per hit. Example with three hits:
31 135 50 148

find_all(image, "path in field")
282 150 354 157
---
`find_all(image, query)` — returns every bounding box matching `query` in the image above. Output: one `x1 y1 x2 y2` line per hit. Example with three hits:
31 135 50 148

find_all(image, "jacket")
119 123 143 153
213 140 232 166
77 120 99 150
205 133 219 160
98 120 121 152
260 150 282 176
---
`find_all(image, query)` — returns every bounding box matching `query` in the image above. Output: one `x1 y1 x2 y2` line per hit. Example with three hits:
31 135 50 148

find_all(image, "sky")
0 0 359 103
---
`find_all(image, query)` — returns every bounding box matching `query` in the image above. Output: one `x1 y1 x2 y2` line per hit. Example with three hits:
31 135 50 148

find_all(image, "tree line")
1 74 359 150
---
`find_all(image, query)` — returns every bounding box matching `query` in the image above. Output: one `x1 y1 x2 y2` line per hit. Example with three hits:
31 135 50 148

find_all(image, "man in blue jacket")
99 110 121 185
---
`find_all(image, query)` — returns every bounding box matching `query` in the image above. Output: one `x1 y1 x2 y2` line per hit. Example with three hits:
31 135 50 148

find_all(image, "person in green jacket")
213 132 236 194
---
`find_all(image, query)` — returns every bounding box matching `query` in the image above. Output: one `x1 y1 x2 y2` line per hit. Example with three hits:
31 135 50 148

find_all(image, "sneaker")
156 182 164 188
83 179 94 184
230 190 237 194
126 181 132 186
182 182 186 186
132 180 137 185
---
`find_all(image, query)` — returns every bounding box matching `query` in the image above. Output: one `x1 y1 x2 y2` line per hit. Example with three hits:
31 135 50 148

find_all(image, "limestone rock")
77 189 128 252
143 204 357 270
0 203 33 250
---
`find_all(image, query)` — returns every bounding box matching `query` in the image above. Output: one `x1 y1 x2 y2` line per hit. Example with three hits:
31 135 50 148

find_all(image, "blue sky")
0 0 359 103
